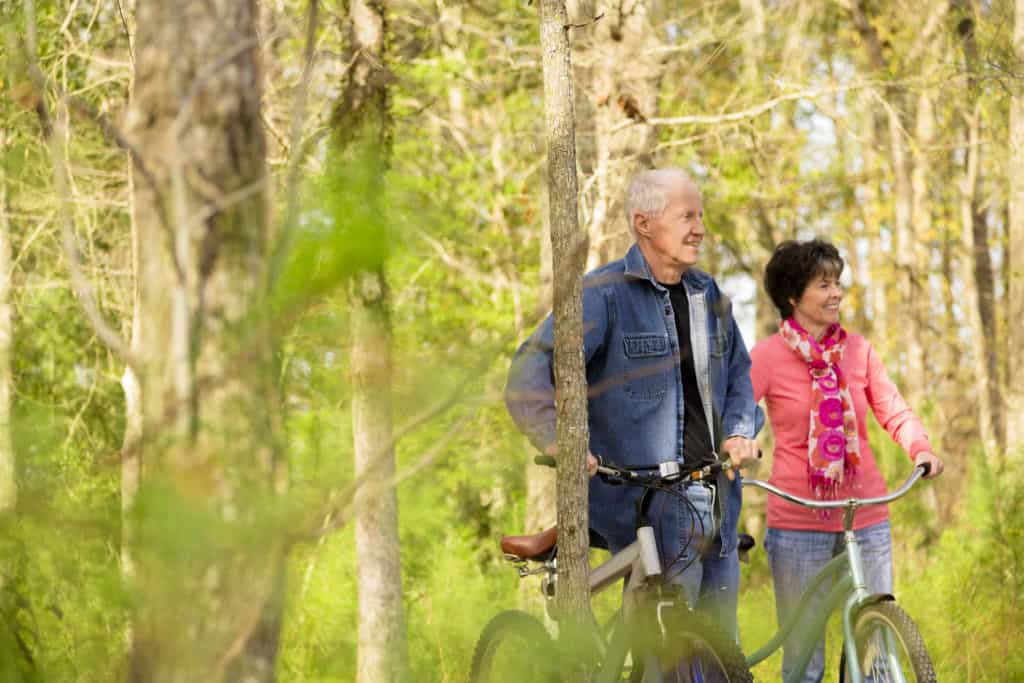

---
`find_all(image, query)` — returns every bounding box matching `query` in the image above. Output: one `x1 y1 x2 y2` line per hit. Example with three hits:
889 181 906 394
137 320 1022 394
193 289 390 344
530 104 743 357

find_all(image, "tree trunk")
333 1 407 681
886 99 923 399
959 108 998 457
849 0 924 399
910 88 934 369
938 225 962 470
522 186 558 612
127 1 284 680
0 123 14 514
955 4 1003 454
539 0 592 675
351 274 405 683
1007 0 1024 451
858 92 889 350
954 109 995 475
120 200 141 598
573 0 664 270
122 155 141 581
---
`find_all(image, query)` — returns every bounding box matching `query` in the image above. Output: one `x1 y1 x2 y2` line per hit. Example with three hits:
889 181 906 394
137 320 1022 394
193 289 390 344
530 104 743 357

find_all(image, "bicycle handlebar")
741 463 930 510
533 453 734 486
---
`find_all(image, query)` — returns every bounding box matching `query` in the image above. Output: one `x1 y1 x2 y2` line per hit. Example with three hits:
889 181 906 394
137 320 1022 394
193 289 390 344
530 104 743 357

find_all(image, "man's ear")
633 211 649 237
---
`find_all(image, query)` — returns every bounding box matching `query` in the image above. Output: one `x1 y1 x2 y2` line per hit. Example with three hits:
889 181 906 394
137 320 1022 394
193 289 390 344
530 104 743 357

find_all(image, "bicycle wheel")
839 602 936 683
469 610 557 683
642 608 753 683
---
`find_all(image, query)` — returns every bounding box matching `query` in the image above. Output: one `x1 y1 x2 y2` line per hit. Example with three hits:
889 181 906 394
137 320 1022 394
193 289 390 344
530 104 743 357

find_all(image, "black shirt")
662 281 715 466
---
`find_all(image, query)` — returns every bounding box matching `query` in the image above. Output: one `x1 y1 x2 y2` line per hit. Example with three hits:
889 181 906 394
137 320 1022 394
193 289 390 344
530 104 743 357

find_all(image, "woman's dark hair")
764 239 844 319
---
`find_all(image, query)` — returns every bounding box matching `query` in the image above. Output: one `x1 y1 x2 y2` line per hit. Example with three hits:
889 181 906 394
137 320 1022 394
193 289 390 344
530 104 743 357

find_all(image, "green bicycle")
742 463 937 682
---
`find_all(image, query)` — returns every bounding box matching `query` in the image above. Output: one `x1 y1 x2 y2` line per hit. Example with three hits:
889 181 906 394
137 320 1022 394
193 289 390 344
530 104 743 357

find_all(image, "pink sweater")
749 332 932 532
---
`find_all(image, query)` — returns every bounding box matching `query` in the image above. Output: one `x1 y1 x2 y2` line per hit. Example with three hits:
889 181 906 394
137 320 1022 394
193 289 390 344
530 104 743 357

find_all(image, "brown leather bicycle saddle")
501 526 558 560
501 526 611 560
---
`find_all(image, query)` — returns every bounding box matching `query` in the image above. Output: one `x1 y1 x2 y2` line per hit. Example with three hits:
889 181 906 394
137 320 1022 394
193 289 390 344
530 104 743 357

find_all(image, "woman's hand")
914 451 944 479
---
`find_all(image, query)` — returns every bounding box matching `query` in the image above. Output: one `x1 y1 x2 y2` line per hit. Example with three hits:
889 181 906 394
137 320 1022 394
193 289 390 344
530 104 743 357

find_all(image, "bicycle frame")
519 457 734 683
742 466 928 683
587 524 672 683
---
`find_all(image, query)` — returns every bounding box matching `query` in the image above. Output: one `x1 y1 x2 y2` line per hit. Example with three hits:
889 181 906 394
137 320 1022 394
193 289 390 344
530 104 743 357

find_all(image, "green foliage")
900 452 1024 681
3 0 1024 680
2 289 126 681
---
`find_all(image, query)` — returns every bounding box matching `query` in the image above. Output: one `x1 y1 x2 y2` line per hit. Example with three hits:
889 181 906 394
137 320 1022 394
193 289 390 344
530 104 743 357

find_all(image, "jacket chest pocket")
623 333 671 401
710 332 728 358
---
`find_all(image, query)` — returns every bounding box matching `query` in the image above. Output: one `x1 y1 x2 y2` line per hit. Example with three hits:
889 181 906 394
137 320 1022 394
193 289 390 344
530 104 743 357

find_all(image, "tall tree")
332 0 406 681
538 0 592 675
1008 0 1024 451
955 0 1003 455
570 0 666 271
126 0 285 679
0 115 13 514
847 0 927 400
120 0 142 583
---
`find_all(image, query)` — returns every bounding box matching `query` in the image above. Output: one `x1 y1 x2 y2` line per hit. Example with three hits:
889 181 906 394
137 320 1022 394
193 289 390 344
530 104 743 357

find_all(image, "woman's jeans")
764 520 893 683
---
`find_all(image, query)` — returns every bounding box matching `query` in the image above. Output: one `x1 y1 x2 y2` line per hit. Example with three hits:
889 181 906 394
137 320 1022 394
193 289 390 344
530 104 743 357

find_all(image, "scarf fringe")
807 463 860 519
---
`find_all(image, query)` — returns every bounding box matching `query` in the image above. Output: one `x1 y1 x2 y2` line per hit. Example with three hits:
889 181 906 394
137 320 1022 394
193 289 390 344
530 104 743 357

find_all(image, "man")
505 168 760 637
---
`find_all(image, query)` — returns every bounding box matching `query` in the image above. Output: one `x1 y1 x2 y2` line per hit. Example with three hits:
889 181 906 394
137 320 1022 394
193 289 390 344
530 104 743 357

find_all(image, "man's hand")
914 451 944 479
544 444 600 478
721 436 759 481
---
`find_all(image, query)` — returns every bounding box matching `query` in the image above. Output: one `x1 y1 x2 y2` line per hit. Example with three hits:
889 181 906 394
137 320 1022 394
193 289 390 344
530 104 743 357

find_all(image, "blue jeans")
764 521 893 683
657 483 740 639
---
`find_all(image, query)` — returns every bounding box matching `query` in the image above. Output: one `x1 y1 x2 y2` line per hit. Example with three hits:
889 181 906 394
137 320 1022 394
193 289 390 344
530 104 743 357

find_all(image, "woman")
749 239 943 683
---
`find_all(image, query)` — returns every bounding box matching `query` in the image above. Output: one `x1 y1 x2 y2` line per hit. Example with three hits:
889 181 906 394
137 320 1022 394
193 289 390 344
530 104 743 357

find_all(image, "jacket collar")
623 243 711 292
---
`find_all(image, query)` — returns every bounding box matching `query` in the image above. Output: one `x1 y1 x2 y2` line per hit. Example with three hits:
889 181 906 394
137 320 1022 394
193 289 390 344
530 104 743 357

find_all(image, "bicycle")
469 455 754 683
741 463 937 682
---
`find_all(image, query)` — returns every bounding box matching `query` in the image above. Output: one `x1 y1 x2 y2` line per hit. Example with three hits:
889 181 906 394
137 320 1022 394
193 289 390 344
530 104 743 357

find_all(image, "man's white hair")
624 168 698 233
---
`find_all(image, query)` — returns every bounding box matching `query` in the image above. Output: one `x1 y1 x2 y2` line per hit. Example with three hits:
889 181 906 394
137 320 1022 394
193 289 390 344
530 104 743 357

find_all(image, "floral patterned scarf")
779 317 860 498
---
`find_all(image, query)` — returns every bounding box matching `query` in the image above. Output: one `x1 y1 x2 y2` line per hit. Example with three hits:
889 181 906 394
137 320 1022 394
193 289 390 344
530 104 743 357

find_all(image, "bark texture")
569 0 665 270
1007 0 1024 451
334 1 407 681
959 109 997 458
849 0 925 399
0 125 14 513
122 173 141 579
350 272 405 683
955 4 1002 455
126 1 284 680
539 0 592 669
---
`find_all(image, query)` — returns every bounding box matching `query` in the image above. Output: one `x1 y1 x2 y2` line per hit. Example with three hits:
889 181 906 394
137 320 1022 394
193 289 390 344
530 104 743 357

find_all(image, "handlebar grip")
534 455 557 468
918 461 931 477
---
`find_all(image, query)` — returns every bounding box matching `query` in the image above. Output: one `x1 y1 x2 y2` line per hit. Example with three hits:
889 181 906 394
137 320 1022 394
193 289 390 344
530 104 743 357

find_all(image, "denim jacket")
505 244 762 553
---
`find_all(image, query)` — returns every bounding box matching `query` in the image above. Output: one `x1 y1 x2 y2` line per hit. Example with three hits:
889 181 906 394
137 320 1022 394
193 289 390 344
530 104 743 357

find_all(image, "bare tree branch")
18 26 180 283
23 0 140 371
115 0 134 64
616 81 879 132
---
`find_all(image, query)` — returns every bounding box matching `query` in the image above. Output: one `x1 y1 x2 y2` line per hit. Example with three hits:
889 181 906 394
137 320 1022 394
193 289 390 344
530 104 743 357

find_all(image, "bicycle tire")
639 607 754 683
468 610 557 683
838 601 936 683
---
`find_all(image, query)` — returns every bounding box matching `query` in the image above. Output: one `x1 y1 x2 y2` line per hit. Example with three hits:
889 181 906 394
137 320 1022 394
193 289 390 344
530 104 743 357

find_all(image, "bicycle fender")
856 592 895 610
